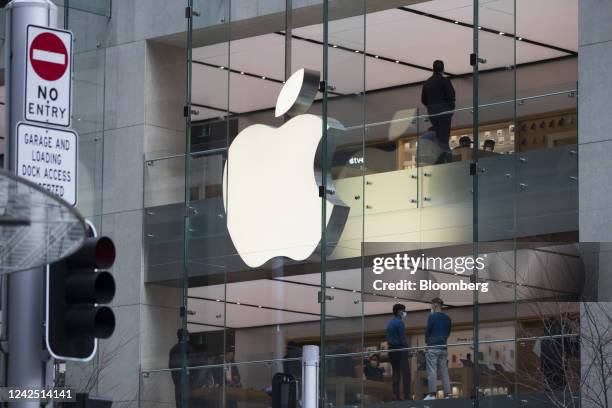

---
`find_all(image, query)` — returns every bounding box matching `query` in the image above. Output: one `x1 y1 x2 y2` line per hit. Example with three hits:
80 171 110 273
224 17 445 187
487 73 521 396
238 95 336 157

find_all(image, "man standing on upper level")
421 60 456 163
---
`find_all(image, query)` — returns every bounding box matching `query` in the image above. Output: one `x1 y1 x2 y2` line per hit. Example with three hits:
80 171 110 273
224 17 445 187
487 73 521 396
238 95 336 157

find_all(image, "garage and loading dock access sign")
17 25 77 206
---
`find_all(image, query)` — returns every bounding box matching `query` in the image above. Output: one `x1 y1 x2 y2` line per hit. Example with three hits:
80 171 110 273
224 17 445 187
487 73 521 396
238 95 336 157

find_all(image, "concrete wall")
94 39 187 407
63 1 188 403
578 1 612 406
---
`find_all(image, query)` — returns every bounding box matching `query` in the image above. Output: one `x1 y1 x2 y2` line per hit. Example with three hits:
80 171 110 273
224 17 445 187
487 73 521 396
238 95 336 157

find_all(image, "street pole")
4 1 58 406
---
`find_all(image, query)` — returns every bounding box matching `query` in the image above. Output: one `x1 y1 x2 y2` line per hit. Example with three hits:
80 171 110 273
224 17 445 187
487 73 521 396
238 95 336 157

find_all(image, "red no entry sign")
25 25 73 127
29 31 69 81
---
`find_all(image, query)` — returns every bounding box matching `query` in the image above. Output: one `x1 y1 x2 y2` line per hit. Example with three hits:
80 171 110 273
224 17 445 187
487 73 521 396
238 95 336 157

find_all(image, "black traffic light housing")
46 226 116 360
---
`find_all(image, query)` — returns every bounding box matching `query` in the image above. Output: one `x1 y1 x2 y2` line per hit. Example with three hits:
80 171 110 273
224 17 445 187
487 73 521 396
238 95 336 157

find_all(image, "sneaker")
423 394 436 400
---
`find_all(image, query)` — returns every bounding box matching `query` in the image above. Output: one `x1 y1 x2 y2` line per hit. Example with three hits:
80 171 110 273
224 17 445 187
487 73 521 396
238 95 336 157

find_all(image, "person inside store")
168 329 197 407
222 345 241 387
283 341 302 382
386 303 412 400
190 344 213 388
421 59 456 164
424 297 452 400
211 346 241 408
363 354 385 381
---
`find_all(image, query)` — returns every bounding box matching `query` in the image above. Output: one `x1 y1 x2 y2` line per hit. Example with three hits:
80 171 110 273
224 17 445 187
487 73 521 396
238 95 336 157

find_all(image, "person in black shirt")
363 354 385 381
168 329 195 408
421 60 456 163
283 341 302 381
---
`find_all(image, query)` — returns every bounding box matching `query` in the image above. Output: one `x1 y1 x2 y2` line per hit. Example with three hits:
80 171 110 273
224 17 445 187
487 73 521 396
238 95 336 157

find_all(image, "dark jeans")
389 347 411 400
429 113 453 163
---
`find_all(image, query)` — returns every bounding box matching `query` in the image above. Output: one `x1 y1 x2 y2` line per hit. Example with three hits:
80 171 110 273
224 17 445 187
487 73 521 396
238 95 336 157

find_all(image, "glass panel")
141 358 302 408
186 0 330 405
322 0 366 405
66 6 107 219
474 0 516 403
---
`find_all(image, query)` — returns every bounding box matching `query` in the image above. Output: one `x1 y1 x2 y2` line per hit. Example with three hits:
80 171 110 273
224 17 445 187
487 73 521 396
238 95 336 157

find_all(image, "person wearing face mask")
386 303 411 400
424 297 452 400
363 354 384 381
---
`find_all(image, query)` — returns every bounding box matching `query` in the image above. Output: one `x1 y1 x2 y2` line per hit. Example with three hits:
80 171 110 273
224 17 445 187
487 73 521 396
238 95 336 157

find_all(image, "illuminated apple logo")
223 68 348 268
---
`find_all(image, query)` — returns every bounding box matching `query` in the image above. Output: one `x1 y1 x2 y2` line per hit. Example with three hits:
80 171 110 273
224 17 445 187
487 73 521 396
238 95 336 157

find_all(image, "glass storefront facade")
61 0 585 406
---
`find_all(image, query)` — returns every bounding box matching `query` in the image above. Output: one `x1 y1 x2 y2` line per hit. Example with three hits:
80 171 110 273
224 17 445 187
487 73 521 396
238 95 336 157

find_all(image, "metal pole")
4 1 58 406
301 345 318 408
472 0 480 405
320 1 329 406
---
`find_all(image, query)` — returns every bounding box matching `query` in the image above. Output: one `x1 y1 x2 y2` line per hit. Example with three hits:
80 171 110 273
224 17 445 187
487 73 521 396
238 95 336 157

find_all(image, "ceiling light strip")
398 7 577 56
192 59 343 96
274 31 454 76
267 277 434 305
188 295 341 318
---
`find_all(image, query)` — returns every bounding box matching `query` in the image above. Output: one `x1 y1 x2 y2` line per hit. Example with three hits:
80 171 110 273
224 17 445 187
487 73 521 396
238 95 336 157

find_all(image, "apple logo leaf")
275 68 320 118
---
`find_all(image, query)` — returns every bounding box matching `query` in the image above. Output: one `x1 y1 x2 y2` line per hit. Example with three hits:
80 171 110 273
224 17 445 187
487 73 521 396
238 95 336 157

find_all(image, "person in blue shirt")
424 297 452 400
386 303 411 400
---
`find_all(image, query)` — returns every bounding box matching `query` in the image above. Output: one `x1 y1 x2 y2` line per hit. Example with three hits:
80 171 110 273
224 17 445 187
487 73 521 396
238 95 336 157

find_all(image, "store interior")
141 0 582 403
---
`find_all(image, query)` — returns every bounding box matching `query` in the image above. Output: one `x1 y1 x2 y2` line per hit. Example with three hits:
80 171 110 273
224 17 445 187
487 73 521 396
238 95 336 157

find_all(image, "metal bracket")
317 291 334 303
183 206 197 217
318 186 334 197
185 6 200 18
183 106 200 117
318 81 336 92
470 53 487 66
318 80 326 93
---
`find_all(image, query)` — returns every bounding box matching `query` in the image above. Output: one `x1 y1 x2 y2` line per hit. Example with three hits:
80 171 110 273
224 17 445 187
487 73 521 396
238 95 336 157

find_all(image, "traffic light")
46 226 116 361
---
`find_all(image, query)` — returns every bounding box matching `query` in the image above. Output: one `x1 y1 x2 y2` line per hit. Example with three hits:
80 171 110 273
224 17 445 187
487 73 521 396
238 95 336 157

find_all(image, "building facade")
2 0 611 406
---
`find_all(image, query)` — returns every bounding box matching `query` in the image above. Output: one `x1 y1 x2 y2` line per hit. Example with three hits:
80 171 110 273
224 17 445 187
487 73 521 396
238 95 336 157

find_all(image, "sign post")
4 1 61 404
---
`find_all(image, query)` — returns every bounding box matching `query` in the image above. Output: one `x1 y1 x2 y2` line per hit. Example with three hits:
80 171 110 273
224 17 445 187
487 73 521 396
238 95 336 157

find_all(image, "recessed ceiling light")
354 50 360 53
395 60 400 63
219 66 225 69
518 37 523 41
261 76 266 79
478 26 482 30
215 299 221 302
236 302 241 305
258 305 262 308
331 286 335 289
374 55 379 58
332 44 338 48
499 32 505 35
240 71 245 74
454 21 459 24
